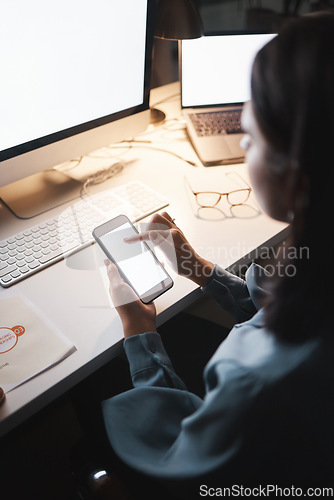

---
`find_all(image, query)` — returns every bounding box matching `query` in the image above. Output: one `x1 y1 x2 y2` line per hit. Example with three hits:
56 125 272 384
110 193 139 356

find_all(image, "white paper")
0 294 76 392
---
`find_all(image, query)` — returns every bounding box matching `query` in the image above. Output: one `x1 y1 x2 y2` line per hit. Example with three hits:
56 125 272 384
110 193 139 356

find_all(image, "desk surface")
0 82 288 438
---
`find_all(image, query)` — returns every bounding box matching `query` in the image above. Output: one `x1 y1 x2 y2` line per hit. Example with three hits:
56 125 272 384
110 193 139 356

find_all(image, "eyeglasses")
185 173 252 208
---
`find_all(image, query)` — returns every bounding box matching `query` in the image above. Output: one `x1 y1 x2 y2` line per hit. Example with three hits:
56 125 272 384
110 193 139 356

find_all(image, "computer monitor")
181 32 277 108
0 0 154 218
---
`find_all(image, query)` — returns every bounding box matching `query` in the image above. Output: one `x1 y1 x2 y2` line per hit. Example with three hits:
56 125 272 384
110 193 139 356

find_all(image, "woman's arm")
202 264 258 322
102 356 262 491
123 331 189 390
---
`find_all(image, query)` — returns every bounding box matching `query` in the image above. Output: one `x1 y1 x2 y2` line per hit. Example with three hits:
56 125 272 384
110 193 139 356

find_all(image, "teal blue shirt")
102 264 334 491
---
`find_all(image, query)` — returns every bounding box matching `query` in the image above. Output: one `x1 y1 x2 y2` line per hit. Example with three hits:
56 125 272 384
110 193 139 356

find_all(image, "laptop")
181 33 276 166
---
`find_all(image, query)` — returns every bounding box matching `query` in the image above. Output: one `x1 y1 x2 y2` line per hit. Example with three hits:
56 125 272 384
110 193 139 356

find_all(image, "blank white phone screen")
100 222 167 297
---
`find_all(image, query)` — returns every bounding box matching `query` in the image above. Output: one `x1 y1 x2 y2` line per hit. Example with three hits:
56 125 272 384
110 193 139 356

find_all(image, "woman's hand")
125 212 214 288
105 259 157 339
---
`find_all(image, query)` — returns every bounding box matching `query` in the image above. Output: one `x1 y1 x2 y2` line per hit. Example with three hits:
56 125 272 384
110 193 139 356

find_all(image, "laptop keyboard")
190 110 242 137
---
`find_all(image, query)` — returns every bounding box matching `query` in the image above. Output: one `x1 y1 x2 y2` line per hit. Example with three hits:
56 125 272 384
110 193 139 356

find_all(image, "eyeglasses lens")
227 189 250 206
196 192 221 207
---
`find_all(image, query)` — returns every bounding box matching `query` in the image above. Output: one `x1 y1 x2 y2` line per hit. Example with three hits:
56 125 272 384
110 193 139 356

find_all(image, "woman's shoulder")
206 310 329 387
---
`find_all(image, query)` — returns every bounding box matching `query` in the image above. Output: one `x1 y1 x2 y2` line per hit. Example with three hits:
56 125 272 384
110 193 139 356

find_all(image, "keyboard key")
15 240 26 247
39 249 64 264
0 265 16 277
1 275 13 283
11 270 21 279
28 261 40 270
15 232 26 239
17 260 27 267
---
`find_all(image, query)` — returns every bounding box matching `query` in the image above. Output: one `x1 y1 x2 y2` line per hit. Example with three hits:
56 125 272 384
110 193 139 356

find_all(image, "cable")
56 156 84 173
106 140 198 167
80 161 125 197
56 109 198 199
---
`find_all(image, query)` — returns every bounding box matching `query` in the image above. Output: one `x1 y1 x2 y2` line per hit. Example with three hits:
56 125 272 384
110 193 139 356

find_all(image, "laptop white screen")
181 33 276 108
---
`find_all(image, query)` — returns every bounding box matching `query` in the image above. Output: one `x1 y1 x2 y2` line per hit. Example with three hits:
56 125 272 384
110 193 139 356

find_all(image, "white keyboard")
0 181 169 287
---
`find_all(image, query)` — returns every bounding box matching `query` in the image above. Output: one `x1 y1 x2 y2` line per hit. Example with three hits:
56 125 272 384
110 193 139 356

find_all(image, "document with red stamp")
0 295 76 392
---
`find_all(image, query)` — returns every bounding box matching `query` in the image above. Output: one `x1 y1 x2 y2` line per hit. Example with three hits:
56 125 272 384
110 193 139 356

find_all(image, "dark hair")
251 13 334 342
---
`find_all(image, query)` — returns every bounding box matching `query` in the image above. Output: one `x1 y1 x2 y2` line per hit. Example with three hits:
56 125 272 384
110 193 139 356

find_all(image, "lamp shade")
154 0 204 40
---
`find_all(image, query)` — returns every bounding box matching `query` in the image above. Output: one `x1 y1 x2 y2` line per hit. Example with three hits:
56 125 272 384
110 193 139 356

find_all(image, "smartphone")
93 214 173 303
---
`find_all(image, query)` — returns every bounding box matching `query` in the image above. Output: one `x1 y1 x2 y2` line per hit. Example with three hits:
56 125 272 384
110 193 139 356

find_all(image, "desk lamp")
151 0 203 124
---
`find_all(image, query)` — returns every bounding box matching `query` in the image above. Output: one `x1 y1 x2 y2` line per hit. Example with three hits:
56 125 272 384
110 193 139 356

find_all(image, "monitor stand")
0 169 83 219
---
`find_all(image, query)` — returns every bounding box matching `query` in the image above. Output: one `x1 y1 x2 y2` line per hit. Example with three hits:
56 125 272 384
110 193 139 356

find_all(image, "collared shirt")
102 264 334 492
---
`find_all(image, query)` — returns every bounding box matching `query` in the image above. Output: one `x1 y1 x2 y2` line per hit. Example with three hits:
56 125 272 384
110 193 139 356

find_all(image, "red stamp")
0 325 26 354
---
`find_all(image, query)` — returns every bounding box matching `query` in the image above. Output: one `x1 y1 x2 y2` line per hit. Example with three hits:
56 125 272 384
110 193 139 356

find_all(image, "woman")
102 14 334 497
